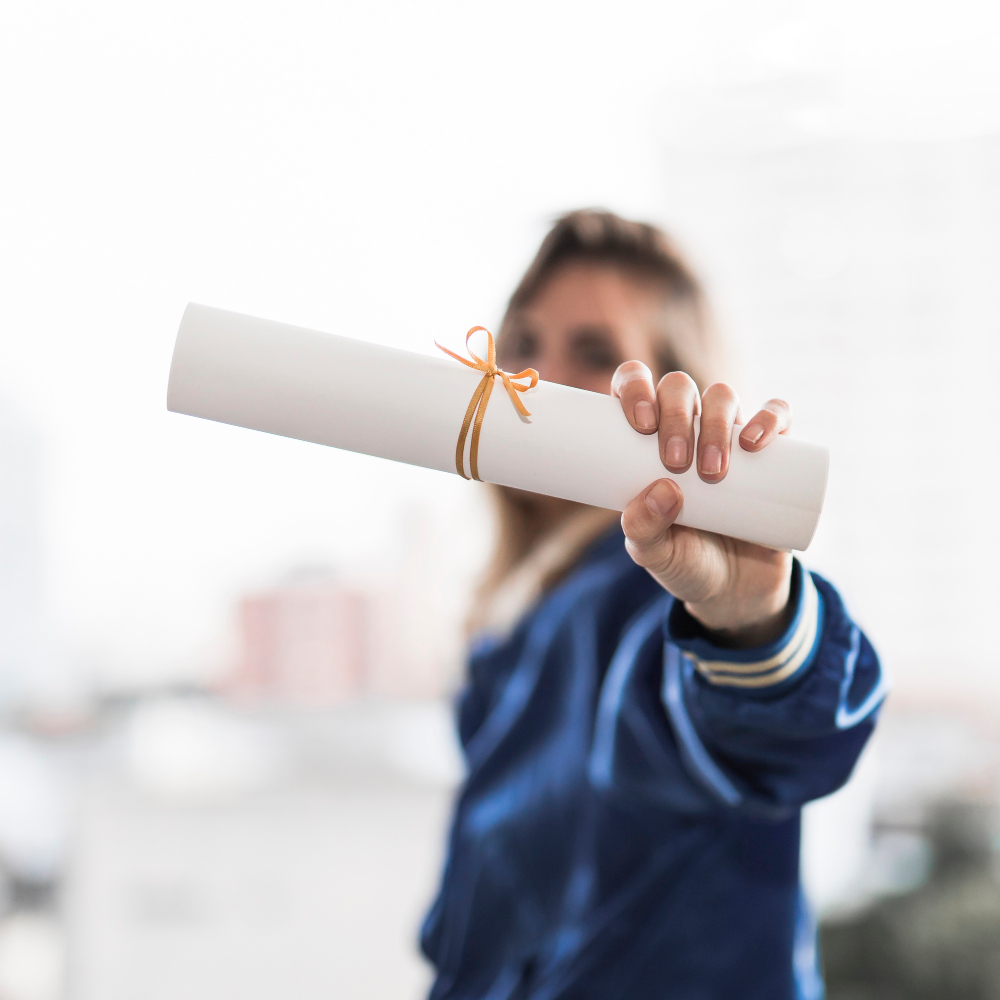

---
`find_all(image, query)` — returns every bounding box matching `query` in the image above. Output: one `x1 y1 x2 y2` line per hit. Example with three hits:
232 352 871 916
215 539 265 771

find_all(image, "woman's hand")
612 362 795 649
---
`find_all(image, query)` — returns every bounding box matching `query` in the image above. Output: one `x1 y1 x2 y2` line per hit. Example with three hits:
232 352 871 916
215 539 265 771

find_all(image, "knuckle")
621 505 652 540
699 413 734 438
656 372 699 423
659 407 694 427
656 370 698 395
702 382 740 414
764 398 792 422
624 536 673 575
617 360 652 380
612 361 654 399
623 536 652 565
622 527 657 559
703 381 739 403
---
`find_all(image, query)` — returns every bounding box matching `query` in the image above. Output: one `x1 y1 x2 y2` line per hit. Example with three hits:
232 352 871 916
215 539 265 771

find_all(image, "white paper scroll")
167 304 829 551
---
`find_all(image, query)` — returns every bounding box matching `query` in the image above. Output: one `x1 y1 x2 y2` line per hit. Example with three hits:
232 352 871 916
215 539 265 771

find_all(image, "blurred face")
498 261 662 393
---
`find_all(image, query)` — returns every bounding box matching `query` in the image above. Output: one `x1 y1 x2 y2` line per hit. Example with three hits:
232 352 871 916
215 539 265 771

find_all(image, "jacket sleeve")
588 560 887 819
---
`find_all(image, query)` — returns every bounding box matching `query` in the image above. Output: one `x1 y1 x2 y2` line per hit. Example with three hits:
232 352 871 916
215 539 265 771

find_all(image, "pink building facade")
228 582 368 706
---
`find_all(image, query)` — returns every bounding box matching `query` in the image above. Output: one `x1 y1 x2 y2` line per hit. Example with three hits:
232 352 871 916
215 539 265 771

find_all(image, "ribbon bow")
435 326 539 481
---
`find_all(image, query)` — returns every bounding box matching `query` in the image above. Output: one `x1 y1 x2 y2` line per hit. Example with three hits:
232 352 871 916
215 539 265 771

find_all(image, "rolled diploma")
167 304 829 551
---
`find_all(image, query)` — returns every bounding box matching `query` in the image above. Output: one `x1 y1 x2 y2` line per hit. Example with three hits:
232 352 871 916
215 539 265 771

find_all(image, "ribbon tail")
500 375 534 418
455 375 489 479
509 391 532 418
469 374 494 482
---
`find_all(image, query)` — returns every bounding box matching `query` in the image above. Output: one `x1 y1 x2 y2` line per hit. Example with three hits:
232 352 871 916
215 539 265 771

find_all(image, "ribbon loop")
435 327 539 480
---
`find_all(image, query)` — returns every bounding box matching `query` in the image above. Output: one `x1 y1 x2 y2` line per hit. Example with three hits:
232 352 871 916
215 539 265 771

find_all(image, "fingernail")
645 481 679 517
701 445 722 475
742 423 764 445
665 436 687 468
634 399 656 430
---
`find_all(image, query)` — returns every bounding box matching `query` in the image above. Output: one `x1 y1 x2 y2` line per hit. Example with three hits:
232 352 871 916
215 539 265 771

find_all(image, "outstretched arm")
588 363 886 816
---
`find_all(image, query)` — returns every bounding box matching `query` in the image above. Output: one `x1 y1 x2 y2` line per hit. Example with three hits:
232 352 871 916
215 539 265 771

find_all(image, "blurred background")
2 1 1000 997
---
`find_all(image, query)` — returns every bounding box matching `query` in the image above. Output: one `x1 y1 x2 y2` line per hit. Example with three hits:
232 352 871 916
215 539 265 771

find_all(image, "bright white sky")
1 0 999 694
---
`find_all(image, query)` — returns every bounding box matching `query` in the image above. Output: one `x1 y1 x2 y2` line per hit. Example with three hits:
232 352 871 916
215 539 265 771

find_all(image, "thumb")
621 480 683 578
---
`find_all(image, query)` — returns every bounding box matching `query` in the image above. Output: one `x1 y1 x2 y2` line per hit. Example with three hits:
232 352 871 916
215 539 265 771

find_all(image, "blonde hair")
469 209 725 634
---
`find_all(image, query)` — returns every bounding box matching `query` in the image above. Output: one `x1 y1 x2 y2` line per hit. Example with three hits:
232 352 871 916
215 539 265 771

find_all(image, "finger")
621 479 683 570
655 371 701 474
697 382 740 483
738 398 793 452
611 361 659 433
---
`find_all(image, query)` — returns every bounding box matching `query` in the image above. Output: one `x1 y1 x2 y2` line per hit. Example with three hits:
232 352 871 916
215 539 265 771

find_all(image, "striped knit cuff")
665 560 823 693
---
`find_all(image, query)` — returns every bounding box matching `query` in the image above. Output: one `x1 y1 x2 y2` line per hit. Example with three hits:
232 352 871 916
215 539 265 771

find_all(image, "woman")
421 211 884 1000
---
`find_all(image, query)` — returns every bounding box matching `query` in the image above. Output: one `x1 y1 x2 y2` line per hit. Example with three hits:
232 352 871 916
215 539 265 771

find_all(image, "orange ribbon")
435 327 539 481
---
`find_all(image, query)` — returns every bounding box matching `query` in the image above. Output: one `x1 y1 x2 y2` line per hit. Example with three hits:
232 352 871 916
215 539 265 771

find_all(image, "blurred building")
229 579 368 706
659 88 1000 702
227 504 471 707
